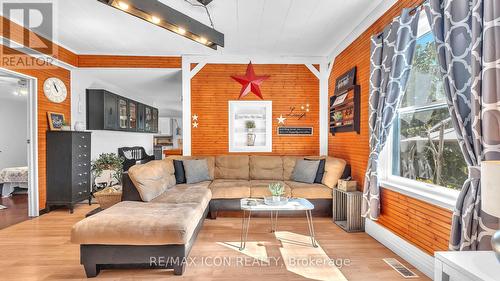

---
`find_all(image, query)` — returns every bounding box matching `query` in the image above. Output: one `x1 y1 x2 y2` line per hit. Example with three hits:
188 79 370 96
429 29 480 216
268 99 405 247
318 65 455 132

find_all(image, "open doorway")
0 69 38 229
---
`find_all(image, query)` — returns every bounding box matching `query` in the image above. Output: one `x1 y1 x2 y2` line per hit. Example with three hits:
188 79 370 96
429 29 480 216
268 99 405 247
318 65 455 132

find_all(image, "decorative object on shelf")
74 121 85 131
43 77 67 103
330 67 360 135
333 188 364 232
97 0 224 50
245 120 256 146
337 179 357 192
265 182 288 205
231 62 270 99
276 114 286 125
481 161 500 261
277 127 313 136
192 121 198 128
61 120 71 131
47 112 65 131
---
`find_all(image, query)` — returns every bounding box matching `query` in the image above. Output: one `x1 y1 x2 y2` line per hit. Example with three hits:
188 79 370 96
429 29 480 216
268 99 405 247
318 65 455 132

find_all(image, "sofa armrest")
121 172 143 202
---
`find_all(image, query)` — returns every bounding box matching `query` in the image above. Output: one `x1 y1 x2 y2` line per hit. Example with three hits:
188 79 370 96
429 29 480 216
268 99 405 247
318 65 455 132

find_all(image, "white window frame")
379 98 460 211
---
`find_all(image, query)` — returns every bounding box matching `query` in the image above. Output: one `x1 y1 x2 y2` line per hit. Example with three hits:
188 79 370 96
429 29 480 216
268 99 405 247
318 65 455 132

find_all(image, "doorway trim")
0 67 39 217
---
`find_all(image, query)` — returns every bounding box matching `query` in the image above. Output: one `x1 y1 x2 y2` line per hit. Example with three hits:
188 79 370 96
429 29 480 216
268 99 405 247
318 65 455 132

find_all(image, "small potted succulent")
245 120 256 146
267 182 286 204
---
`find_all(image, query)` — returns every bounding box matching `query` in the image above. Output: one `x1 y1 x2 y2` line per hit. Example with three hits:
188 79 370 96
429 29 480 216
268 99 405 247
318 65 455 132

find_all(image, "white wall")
71 69 155 160
0 98 27 170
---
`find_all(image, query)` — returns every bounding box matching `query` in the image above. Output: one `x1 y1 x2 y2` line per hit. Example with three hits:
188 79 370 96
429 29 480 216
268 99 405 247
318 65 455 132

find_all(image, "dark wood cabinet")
86 89 158 133
46 131 91 213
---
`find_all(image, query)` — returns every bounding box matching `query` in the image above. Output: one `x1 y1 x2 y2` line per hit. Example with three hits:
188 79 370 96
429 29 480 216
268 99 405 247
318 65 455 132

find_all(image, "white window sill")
379 178 459 211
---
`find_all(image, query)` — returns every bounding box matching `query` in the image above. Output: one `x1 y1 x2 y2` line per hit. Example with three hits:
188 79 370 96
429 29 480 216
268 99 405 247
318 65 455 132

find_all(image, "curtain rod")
375 0 429 38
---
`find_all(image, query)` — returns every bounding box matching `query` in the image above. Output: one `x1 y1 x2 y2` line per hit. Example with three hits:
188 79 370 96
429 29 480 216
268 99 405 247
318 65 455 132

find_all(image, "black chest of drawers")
46 131 92 213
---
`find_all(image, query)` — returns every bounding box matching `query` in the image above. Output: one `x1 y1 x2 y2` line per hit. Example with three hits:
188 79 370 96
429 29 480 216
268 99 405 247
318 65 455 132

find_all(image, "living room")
0 0 498 280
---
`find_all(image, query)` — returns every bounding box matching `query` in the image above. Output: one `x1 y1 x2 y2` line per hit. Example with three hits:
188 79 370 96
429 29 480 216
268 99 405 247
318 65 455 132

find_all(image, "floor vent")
383 258 419 278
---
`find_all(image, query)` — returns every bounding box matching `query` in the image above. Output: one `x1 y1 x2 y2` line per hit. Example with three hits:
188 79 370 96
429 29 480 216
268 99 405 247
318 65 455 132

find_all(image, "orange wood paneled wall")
191 64 319 156
328 0 453 255
77 55 181 68
378 188 452 255
1 48 71 210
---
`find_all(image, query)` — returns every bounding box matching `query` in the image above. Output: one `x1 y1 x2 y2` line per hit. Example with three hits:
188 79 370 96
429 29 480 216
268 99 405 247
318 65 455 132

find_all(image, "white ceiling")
79 69 182 117
46 0 384 57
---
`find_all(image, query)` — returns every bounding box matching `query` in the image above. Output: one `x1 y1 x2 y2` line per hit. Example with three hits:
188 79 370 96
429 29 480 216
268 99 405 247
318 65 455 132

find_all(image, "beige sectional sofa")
72 155 348 277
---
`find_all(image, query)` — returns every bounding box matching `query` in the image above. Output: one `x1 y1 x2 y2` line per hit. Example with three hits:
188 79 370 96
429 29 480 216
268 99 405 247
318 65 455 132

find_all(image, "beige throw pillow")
128 159 176 202
322 157 347 189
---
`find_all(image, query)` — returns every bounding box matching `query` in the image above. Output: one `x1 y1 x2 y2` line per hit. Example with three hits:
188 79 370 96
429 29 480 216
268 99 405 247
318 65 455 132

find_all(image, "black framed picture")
335 67 356 94
47 112 65 131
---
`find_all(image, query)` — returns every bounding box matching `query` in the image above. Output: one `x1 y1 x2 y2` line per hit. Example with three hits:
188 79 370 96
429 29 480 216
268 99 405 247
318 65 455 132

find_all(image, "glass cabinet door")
118 98 128 129
137 103 145 132
103 92 118 130
129 102 137 130
152 108 158 133
145 107 152 132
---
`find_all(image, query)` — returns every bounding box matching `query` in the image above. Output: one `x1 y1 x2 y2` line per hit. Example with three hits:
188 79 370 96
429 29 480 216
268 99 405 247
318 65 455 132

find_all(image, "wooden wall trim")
77 55 182 68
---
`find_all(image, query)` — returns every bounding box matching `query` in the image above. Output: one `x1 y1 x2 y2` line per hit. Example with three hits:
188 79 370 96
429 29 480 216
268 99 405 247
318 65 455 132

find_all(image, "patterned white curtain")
425 0 500 251
362 9 420 220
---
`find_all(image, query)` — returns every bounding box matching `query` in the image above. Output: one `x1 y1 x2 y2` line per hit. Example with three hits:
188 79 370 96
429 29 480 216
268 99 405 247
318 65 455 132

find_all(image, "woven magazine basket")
94 185 122 209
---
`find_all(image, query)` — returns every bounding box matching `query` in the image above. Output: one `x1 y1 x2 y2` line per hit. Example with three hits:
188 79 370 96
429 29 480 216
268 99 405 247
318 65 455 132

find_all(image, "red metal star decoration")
231 62 270 99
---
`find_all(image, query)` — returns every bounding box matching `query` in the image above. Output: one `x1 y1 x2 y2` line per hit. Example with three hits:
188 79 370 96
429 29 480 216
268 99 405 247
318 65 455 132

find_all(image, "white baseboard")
365 219 434 278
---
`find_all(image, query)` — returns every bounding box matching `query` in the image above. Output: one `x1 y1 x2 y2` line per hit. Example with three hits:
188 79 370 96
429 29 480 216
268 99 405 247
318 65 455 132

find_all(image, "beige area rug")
219 231 348 281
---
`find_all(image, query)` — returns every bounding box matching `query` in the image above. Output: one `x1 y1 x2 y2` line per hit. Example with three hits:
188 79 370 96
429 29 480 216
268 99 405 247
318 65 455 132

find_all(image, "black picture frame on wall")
334 67 356 95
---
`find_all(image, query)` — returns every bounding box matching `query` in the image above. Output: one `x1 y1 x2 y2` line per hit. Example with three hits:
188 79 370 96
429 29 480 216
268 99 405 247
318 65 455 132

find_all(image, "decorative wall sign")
277 127 313 136
231 62 270 99
47 112 65 131
286 105 309 120
276 114 287 125
334 67 356 94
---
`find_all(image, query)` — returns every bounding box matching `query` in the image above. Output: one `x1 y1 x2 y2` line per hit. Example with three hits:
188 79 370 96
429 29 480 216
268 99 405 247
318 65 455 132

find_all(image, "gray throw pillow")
183 159 211 184
291 159 320 184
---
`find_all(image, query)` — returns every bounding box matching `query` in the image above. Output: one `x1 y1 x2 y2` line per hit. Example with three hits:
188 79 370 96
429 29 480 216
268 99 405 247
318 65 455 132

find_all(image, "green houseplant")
91 153 124 187
268 182 285 201
245 120 256 146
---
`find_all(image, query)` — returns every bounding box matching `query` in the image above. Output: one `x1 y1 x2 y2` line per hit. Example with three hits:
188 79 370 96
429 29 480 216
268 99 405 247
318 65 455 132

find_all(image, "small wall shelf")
228 101 272 153
329 85 360 135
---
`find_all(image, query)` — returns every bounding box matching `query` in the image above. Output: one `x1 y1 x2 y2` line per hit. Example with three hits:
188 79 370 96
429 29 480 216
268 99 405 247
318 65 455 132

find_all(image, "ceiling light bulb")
177 27 186 35
151 16 161 24
117 1 129 10
199 37 208 44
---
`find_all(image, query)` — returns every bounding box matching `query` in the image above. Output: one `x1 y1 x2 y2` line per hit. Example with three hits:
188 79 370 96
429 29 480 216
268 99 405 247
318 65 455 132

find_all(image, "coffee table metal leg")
270 210 279 233
240 210 252 250
306 210 318 248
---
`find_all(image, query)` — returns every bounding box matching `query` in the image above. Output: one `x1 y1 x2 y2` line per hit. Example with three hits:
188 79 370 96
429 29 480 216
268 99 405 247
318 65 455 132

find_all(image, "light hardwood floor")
0 204 430 281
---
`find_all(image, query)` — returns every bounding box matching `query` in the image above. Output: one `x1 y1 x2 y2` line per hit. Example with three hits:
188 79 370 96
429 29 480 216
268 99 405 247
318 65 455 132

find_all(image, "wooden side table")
332 188 364 232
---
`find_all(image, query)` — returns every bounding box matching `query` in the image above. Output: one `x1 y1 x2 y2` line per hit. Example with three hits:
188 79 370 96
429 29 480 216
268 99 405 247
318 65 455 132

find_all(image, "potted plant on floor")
246 120 256 146
91 153 124 209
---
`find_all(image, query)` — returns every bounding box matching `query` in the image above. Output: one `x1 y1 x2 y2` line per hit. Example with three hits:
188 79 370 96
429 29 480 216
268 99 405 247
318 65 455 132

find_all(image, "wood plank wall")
191 64 319 156
328 0 453 255
0 48 71 210
77 55 181 68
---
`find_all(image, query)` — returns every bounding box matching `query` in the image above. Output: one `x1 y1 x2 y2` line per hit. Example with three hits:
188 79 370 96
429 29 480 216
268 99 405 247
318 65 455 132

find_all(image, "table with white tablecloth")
0 167 28 197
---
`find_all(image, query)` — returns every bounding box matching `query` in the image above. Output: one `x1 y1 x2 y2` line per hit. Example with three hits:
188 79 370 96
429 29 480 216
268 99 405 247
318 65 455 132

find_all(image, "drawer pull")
84 145 87 148
78 191 82 195
78 182 82 186
83 154 87 157
78 173 82 177
81 136 85 139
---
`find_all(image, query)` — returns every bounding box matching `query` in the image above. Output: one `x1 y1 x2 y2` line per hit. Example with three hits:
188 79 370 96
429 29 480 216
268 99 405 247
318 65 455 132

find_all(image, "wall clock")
44 77 67 103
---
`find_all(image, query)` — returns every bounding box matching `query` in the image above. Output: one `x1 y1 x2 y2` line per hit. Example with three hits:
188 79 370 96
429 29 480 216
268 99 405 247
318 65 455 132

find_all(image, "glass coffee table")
239 198 317 250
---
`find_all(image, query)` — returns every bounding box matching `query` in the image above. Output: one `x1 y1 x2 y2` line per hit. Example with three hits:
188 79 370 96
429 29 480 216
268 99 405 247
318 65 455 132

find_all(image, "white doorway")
0 68 38 222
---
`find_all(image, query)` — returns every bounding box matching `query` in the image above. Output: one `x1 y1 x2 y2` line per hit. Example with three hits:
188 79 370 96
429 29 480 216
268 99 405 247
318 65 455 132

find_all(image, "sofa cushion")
183 159 211 184
173 160 186 184
250 180 291 198
167 156 215 180
322 157 347 188
249 156 284 180
291 159 320 184
151 181 212 210
128 159 176 202
71 201 204 245
283 156 300 180
305 158 326 183
286 181 333 199
209 179 250 199
215 155 249 180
